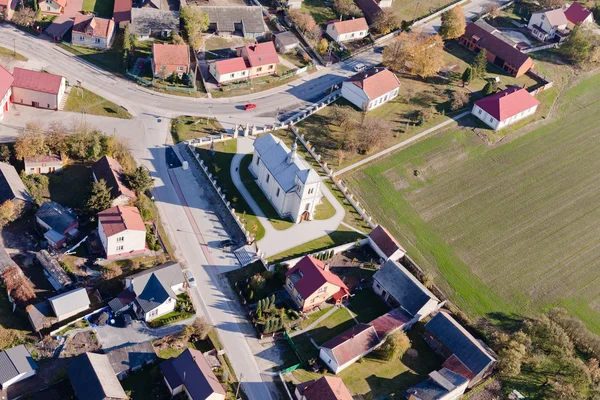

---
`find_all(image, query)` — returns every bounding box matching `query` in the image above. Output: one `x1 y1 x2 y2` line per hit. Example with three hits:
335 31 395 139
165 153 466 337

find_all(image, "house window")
256 156 260 166
117 236 124 242
230 73 235 78
95 38 100 43
375 282 381 289
269 65 273 69
30 168 34 172
308 188 314 195
351 33 355 38
489 117 493 122
242 71 246 75
288 281 294 290
478 109 482 115
178 66 184 71
116 245 124 251
541 14 545 20
296 293 303 302
88 29 93 35
276 188 280 197
266 174 270 183
80 35 84 41
305 203 310 211
257 67 262 72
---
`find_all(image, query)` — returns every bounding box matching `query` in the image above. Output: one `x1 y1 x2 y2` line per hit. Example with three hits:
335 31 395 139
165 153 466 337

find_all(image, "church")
250 134 323 223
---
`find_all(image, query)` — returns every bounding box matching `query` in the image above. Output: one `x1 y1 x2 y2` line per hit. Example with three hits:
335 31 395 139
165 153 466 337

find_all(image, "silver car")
185 270 196 288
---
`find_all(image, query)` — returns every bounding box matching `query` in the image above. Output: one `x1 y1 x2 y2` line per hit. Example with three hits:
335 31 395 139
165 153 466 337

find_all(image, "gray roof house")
160 348 226 400
424 311 498 387
198 6 265 39
372 259 439 327
125 262 185 322
274 31 299 53
406 368 469 400
0 345 38 388
0 162 32 206
106 341 156 380
0 243 15 274
35 201 79 236
48 287 91 322
36 250 72 291
67 352 127 400
130 8 180 39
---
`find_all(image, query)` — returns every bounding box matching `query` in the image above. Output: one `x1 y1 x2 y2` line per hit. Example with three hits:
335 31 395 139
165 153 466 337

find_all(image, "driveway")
417 0 510 34
44 0 83 39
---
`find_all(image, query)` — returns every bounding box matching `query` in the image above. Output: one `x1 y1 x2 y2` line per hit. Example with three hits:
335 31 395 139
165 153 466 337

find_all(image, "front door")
301 211 310 221
32 101 39 108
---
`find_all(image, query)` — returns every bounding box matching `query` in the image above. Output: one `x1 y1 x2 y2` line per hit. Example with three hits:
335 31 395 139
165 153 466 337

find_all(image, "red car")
244 103 257 110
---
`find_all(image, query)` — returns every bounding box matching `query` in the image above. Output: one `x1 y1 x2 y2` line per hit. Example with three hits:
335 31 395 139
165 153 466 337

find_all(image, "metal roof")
160 349 226 399
106 341 156 376
274 31 299 47
36 201 77 234
198 6 265 34
0 162 32 204
0 345 38 385
130 8 180 36
67 353 127 400
48 287 90 319
129 262 184 314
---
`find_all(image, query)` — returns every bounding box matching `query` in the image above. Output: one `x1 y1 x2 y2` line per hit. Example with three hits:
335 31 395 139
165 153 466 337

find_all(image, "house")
108 288 137 314
125 262 185 321
152 43 190 78
460 19 533 77
565 2 594 27
0 345 38 388
27 301 56 332
342 67 400 111
319 323 379 374
250 134 323 224
38 0 66 15
98 205 146 259
11 68 66 111
36 201 79 248
67 352 128 400
113 0 132 29
199 6 265 39
424 311 497 387
527 8 569 42
71 12 116 50
368 224 405 261
0 162 32 206
0 0 17 20
36 250 72 291
130 9 180 39
160 348 226 400
472 86 540 130
48 287 91 321
92 156 137 206
406 368 469 400
325 18 369 43
24 155 63 174
295 376 353 400
370 308 413 339
209 57 250 84
284 255 350 312
372 260 440 328
0 65 13 120
236 42 279 78
106 341 156 380
274 31 300 54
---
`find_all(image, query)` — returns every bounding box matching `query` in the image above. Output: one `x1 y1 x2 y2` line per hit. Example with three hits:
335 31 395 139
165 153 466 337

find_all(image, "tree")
333 0 362 18
439 5 466 39
358 118 393 154
46 122 69 154
482 2 501 19
180 6 209 50
289 9 316 33
560 25 593 65
269 294 276 311
0 145 10 162
126 166 153 194
171 31 185 45
482 80 497 95
383 32 445 78
451 91 469 110
0 201 17 229
461 67 473 86
372 9 400 34
316 38 329 55
524 315 574 359
20 172 48 205
191 317 212 341
102 263 123 280
182 72 192 86
14 123 47 159
377 331 411 360
472 48 488 78
123 24 133 52
537 0 565 10
12 7 36 26
86 179 113 214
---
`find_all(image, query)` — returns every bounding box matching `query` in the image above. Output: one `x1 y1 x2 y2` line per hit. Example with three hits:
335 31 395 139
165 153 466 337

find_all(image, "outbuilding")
24 154 63 174
48 287 91 321
0 345 38 388
274 31 300 54
11 68 66 111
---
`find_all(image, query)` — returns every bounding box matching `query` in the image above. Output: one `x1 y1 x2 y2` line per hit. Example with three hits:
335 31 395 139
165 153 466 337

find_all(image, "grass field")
392 0 455 22
0 46 27 61
347 71 600 333
170 116 225 143
64 87 132 119
82 0 114 18
301 0 336 24
58 34 124 75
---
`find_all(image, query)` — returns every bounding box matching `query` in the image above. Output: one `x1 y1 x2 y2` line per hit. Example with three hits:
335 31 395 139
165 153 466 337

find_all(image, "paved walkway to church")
231 136 345 258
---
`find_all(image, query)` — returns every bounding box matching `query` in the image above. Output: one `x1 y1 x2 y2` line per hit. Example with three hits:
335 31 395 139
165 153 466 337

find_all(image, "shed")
274 31 299 53
0 162 32 206
130 8 180 39
67 352 127 400
0 345 38 388
35 250 72 291
48 287 91 321
105 341 156 380
198 6 265 39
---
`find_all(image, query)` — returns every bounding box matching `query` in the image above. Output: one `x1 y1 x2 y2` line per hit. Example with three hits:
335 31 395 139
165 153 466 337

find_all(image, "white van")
185 270 196 288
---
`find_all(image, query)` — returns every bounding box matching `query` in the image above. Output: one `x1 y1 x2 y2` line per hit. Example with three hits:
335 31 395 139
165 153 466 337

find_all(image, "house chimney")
287 140 298 164
323 263 330 271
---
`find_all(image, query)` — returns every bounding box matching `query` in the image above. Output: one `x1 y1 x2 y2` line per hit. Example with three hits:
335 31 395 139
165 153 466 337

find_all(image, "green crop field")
346 72 600 333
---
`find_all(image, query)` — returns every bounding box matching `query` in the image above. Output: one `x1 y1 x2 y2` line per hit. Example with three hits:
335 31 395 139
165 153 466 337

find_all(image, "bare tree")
289 9 316 33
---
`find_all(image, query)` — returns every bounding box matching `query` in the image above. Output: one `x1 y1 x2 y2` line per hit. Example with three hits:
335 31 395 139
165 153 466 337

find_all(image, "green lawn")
48 162 93 210
301 305 334 329
58 34 124 75
0 46 28 61
195 140 266 241
171 116 225 144
301 0 336 24
392 0 455 22
82 0 114 18
346 70 600 334
64 87 132 119
122 365 171 399
347 289 390 323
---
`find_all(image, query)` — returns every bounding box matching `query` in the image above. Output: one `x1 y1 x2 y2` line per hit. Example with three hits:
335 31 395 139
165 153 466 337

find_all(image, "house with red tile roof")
368 224 405 261
208 57 250 84
11 68 66 111
0 66 13 121
527 8 570 42
325 17 369 43
151 44 190 78
113 0 132 29
295 376 353 400
38 0 66 15
472 86 540 130
285 256 349 312
319 323 379 373
342 68 400 111
92 156 137 207
460 19 533 77
71 12 116 50
236 42 279 78
0 0 17 20
565 2 594 27
98 205 146 259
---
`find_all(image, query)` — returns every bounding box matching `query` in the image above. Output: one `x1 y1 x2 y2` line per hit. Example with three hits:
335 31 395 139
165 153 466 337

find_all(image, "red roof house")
98 205 146 258
72 13 116 50
0 0 17 20
113 0 132 28
209 57 250 84
565 2 594 25
342 68 400 111
285 256 349 312
472 86 540 130
0 66 13 120
368 224 405 261
151 44 190 78
319 324 380 373
325 18 369 43
236 42 279 78
11 68 66 111
370 308 412 339
295 376 353 400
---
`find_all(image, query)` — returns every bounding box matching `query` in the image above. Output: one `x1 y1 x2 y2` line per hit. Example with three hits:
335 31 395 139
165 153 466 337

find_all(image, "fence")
277 238 368 267
412 0 470 26
125 72 198 93
522 43 559 54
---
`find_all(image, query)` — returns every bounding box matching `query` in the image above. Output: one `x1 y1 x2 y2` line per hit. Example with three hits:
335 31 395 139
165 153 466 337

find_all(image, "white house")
342 67 400 111
368 224 405 261
98 205 146 259
72 12 116 50
250 134 323 224
319 324 379 373
24 155 63 174
125 262 185 321
11 68 66 111
527 8 569 42
48 288 91 321
0 66 12 121
0 345 38 388
209 57 249 84
325 18 368 43
472 86 540 130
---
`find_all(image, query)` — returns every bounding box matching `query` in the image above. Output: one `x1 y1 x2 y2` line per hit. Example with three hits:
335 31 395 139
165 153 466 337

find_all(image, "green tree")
86 179 113 214
560 25 593 65
439 5 466 39
126 166 154 194
472 49 488 78
0 145 10 162
263 296 271 312
270 294 276 311
377 331 411 360
461 67 473 86
316 38 329 55
482 80 497 95
180 6 209 50
21 173 49 205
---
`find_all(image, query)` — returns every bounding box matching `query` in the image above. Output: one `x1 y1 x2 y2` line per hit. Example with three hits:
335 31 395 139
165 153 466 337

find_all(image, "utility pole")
206 106 212 125
235 373 244 399
412 0 422 24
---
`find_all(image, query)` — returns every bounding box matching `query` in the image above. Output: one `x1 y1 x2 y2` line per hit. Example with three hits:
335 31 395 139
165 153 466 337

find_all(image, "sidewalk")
289 306 337 338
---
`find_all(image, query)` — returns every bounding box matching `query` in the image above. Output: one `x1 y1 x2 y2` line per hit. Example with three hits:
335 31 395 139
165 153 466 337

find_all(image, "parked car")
244 103 257 110
185 270 196 288
354 63 366 72
219 239 234 249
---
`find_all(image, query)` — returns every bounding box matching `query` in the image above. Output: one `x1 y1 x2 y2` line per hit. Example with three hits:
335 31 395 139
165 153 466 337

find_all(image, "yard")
391 0 455 22
58 34 125 75
170 116 225 143
301 0 336 24
345 69 600 335
0 46 28 61
82 0 114 19
211 66 314 98
64 87 132 119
